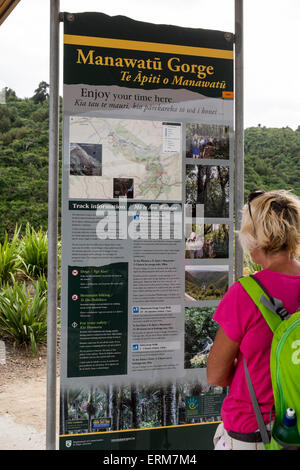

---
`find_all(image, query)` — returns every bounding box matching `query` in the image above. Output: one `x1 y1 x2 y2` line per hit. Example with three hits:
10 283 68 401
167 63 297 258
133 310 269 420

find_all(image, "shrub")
32 273 48 296
0 281 47 354
0 226 21 284
32 272 61 304
19 223 48 277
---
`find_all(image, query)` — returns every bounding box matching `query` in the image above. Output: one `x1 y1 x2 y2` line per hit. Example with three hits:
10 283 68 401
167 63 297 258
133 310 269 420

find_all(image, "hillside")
0 85 62 241
0 86 300 241
244 126 300 196
185 269 228 290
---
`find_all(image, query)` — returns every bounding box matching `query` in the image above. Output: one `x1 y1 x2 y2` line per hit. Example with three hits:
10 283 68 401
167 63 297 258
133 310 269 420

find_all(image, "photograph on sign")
60 378 226 437
185 223 229 259
184 306 218 369
185 265 229 302
70 142 102 176
186 123 230 160
186 164 230 218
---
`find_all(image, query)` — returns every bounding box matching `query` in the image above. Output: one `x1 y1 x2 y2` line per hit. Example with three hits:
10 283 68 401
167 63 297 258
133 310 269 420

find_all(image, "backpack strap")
237 275 288 333
237 275 282 445
243 356 271 445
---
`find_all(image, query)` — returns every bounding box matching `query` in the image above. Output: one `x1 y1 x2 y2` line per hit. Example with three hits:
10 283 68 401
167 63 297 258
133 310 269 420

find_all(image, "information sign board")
60 12 234 451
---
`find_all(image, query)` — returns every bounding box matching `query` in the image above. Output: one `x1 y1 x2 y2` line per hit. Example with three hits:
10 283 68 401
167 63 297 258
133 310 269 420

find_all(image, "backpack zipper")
276 318 300 418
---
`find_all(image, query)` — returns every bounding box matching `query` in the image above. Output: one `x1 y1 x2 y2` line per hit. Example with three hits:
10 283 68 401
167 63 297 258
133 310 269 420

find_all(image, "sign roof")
0 0 20 26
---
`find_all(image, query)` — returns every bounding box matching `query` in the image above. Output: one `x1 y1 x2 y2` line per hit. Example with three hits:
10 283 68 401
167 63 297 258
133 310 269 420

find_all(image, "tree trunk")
165 382 177 426
131 384 141 429
217 166 229 217
118 387 123 430
87 387 95 432
59 389 68 434
158 387 165 426
196 166 206 205
111 386 119 430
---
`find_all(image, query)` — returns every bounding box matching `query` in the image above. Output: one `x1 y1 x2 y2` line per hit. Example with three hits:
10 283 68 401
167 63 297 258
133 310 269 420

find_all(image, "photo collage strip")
184 122 232 372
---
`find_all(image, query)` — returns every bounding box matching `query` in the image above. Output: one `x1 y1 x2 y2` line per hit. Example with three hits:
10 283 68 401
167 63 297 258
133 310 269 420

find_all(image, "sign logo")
186 397 199 410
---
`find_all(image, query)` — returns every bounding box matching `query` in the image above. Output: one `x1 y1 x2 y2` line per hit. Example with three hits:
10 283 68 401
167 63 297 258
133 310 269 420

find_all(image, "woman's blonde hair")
238 190 300 256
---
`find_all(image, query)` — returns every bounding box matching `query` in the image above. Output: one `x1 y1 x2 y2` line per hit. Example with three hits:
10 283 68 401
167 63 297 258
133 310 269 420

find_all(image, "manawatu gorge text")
76 49 215 79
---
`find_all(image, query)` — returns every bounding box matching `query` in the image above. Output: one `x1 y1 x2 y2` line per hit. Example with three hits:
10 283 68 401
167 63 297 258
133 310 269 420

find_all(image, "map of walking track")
69 116 182 201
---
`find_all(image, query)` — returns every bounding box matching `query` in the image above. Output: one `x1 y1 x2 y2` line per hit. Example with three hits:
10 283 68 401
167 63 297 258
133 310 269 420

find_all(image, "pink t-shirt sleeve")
213 281 257 344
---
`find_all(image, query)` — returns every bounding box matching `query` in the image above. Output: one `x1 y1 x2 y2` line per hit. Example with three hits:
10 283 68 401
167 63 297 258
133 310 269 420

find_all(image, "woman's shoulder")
254 268 300 279
217 277 257 310
214 277 259 342
224 277 252 296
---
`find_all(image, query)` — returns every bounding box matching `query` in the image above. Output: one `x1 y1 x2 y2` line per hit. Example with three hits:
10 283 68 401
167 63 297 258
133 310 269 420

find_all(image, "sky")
0 0 300 129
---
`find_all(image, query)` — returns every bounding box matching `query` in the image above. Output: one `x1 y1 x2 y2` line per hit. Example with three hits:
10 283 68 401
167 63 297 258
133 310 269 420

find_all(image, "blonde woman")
207 190 300 450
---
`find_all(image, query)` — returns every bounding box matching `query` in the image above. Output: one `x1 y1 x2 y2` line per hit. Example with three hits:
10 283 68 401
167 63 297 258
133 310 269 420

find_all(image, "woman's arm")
206 327 240 387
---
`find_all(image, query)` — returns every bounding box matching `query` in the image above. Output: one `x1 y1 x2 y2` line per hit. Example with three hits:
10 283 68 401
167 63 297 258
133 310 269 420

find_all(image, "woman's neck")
262 252 300 275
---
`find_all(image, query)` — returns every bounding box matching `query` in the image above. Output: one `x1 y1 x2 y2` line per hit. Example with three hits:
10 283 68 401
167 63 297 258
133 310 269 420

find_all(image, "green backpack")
238 275 300 450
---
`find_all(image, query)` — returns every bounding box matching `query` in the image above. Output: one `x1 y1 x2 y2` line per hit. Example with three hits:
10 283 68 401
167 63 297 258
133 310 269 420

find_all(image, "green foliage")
185 279 227 301
32 274 48 296
0 224 62 355
19 223 48 277
0 226 21 284
244 126 300 198
0 85 62 242
184 307 218 369
0 280 47 354
32 81 49 105
243 253 263 274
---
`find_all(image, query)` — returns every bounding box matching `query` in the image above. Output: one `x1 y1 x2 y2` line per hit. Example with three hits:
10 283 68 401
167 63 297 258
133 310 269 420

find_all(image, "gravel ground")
0 341 59 450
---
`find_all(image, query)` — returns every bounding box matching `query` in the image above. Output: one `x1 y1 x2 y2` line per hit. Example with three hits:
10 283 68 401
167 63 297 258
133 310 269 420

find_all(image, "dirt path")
0 341 59 450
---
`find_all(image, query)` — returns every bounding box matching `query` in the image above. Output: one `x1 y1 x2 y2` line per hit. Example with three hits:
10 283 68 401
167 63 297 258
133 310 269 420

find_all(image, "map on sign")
68 116 182 201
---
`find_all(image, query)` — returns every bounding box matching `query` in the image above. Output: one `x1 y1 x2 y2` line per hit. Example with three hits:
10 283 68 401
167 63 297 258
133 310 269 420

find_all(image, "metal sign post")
46 0 60 451
234 0 244 279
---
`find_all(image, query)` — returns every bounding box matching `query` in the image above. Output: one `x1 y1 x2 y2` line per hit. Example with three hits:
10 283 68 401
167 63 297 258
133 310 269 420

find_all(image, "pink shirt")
213 269 300 433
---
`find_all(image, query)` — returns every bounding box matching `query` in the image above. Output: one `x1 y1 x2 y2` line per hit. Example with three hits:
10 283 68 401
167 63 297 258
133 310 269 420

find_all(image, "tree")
111 385 119 430
165 382 177 426
4 87 18 102
32 81 49 104
217 166 230 217
130 384 141 429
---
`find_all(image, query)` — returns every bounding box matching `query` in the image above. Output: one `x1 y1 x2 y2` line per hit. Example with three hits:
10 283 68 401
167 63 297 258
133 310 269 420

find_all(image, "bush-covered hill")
244 126 300 197
0 85 62 241
0 85 300 241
